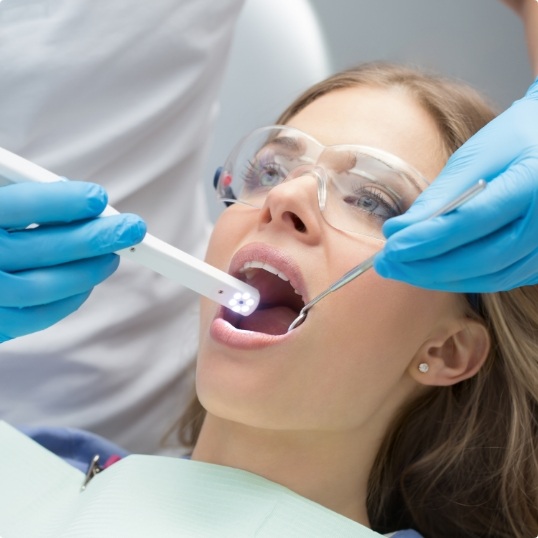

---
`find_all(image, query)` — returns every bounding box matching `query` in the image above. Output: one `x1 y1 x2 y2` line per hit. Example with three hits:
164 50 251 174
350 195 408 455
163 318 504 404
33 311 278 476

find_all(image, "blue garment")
20 425 128 472
22 426 422 538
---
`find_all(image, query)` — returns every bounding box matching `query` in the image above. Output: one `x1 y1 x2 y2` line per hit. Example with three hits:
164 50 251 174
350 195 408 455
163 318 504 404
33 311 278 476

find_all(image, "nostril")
288 212 306 233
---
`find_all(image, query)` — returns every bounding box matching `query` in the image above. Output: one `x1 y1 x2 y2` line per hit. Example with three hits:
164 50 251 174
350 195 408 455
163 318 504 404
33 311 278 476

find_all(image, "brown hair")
179 63 538 537
276 62 495 160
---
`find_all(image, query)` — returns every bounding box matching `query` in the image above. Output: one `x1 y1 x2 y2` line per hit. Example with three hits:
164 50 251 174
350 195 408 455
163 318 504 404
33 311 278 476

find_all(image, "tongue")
237 306 297 335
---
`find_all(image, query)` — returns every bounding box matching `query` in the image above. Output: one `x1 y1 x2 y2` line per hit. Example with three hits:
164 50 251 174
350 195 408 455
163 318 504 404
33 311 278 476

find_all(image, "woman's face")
197 85 463 435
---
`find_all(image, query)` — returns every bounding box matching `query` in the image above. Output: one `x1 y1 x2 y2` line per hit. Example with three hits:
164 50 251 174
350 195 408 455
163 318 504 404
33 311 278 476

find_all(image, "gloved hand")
374 77 538 292
0 181 146 342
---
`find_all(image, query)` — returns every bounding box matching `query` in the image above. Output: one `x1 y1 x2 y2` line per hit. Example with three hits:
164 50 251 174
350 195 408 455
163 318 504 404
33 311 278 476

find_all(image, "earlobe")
411 320 491 387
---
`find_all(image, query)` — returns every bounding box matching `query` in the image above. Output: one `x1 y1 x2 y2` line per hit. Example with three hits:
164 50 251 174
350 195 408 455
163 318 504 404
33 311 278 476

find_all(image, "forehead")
285 85 446 181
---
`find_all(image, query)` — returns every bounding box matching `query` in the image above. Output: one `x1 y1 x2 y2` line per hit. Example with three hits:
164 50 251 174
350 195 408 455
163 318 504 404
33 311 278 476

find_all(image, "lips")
210 243 309 347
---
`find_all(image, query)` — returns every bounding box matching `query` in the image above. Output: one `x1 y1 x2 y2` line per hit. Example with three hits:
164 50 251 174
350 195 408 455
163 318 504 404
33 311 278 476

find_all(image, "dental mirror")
287 179 487 332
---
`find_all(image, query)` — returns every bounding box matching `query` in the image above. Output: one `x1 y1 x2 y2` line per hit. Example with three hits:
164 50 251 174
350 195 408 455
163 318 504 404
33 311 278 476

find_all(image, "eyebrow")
265 136 305 155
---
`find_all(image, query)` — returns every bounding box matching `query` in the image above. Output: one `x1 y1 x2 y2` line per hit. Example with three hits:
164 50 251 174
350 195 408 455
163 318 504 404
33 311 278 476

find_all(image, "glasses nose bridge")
284 163 328 211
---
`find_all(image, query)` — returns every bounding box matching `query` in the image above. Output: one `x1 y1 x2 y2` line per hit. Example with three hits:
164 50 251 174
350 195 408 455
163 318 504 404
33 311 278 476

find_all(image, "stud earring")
418 363 429 373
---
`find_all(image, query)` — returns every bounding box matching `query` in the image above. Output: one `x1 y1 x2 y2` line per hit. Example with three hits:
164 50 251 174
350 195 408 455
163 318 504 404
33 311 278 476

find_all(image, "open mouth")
222 261 305 336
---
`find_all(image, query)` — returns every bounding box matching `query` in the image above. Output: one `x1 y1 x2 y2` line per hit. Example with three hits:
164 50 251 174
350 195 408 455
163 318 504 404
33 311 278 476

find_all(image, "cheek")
292 275 446 428
311 269 445 369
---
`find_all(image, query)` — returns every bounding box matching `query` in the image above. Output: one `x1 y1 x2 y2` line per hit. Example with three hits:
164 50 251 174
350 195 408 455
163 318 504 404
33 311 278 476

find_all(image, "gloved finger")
0 291 92 343
0 254 120 308
380 158 537 263
375 240 538 293
375 212 537 291
383 79 538 238
0 181 108 229
0 213 146 272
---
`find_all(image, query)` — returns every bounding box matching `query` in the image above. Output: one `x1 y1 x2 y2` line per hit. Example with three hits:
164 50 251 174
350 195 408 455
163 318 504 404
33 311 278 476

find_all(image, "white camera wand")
0 146 260 316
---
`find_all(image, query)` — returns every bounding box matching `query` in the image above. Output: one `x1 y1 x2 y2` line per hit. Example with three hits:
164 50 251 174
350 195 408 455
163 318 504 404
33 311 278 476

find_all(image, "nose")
257 165 325 243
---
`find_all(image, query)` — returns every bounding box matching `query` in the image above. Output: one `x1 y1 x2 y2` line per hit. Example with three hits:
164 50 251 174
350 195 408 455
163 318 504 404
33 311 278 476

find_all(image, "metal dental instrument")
0 146 260 316
287 179 487 332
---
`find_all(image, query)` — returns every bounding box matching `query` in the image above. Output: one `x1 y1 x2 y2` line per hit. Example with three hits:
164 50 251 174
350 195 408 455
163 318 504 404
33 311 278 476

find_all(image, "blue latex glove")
0 181 146 342
374 77 538 292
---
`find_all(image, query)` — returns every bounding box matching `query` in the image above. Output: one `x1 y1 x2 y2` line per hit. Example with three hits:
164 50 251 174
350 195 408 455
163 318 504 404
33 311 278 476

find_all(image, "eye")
243 158 288 189
343 185 400 220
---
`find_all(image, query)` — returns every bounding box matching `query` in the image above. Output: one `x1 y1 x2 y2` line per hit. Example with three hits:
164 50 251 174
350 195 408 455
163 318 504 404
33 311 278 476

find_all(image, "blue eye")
343 186 400 220
243 159 287 189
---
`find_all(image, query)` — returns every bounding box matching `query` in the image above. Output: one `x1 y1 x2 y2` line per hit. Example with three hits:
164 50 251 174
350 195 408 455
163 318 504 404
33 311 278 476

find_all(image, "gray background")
205 0 533 220
308 0 532 109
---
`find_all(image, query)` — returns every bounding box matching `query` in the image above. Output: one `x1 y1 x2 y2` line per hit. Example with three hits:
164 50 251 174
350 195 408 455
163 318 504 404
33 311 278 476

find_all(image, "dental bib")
0 422 382 537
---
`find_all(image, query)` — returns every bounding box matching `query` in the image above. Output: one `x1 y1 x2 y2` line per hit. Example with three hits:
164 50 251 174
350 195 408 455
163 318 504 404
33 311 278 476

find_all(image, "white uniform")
0 0 244 454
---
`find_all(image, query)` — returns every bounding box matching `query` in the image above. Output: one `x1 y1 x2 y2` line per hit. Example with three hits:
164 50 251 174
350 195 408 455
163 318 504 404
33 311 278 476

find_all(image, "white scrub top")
0 0 244 454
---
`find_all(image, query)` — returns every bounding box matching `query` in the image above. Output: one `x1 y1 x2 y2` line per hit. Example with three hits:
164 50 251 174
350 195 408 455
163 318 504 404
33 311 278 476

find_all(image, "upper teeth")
239 261 289 281
239 261 302 296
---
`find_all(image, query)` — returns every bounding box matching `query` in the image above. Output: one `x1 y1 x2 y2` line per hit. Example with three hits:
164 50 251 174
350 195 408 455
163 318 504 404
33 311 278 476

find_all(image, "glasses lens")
216 127 428 239
318 146 426 238
217 126 319 207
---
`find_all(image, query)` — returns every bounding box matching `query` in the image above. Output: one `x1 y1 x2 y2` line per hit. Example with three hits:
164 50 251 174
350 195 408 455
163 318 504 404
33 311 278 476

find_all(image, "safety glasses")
213 125 429 240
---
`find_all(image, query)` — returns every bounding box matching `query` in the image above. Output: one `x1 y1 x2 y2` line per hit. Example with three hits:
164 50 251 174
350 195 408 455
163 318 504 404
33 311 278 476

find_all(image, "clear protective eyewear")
214 125 430 240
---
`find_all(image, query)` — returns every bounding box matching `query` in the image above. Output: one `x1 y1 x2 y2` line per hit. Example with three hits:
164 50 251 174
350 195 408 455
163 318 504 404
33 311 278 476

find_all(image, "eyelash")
348 184 401 219
242 159 286 188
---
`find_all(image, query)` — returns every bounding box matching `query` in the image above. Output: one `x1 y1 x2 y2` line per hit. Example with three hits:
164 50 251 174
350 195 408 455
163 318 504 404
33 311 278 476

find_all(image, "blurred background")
310 0 530 108
205 0 532 220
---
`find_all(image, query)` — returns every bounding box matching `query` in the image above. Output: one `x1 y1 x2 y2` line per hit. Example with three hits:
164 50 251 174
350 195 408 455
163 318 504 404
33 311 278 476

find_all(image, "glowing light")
228 291 256 314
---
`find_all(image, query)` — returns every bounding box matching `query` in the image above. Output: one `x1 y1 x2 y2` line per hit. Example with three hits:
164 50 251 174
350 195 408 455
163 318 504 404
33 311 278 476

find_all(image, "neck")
191 414 378 526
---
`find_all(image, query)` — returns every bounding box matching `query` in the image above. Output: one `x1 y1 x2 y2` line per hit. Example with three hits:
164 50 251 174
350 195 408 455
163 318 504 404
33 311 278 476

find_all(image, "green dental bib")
0 422 382 537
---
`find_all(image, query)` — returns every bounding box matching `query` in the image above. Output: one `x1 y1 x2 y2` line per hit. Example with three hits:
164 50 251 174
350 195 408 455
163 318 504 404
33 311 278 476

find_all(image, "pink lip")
209 242 307 350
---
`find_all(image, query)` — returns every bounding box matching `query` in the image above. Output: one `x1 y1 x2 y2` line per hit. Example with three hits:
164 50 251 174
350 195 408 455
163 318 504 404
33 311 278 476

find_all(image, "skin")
192 86 490 526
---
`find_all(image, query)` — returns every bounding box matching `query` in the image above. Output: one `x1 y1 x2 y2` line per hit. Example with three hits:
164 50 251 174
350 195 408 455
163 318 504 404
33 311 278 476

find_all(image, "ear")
409 319 490 387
